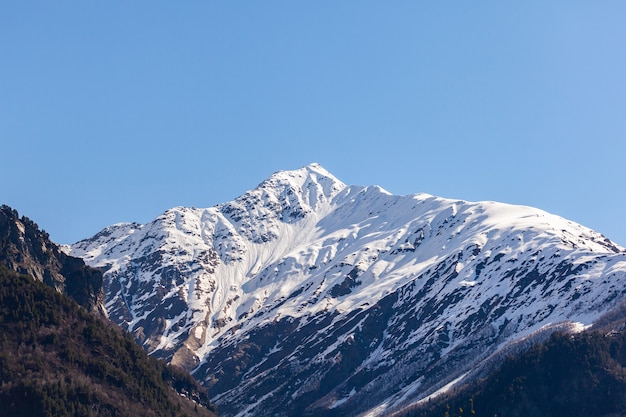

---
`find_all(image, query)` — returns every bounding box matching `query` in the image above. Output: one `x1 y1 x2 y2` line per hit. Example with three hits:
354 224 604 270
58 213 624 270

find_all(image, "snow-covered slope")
69 163 626 417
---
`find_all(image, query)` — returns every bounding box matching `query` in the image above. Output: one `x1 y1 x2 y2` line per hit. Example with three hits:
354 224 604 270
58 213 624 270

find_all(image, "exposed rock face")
0 205 105 314
69 164 626 417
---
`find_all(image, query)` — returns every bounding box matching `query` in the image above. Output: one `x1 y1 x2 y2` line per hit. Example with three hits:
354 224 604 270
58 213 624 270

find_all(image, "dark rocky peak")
0 205 105 314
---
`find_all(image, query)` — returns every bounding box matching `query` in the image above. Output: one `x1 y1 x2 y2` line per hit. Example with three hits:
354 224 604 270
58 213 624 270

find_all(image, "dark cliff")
0 205 104 314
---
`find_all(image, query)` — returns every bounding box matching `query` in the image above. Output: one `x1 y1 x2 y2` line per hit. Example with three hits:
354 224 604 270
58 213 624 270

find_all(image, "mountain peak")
261 162 346 195
216 164 347 243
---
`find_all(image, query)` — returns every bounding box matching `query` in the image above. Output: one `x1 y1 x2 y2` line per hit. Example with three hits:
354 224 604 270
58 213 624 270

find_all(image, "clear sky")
2 2 625 246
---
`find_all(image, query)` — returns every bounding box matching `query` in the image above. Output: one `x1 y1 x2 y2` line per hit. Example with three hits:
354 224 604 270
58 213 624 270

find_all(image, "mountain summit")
69 164 626 417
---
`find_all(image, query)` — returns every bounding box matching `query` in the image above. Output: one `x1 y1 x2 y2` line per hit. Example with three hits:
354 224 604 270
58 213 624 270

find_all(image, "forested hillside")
398 329 626 417
0 265 217 417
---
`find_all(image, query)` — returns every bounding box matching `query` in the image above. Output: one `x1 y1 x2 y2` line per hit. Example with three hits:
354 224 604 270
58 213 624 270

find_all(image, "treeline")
0 265 216 417
395 329 626 417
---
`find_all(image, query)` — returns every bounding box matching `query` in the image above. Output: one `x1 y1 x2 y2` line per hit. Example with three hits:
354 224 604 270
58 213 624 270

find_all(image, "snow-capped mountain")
68 163 626 417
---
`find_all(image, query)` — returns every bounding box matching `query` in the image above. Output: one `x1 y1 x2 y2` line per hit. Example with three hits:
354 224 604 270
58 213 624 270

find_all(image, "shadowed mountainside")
0 264 217 417
0 205 104 314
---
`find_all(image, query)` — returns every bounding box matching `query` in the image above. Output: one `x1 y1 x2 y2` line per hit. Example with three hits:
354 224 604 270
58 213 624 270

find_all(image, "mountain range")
66 163 626 417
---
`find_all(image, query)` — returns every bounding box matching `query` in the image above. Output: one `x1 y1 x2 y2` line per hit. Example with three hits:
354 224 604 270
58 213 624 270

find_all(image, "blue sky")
2 2 625 245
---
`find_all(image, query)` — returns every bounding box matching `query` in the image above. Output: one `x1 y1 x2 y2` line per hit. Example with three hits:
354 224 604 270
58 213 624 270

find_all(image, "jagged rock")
0 205 105 314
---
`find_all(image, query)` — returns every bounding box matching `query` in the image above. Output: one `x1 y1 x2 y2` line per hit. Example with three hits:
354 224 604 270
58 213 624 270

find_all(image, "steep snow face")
69 163 626 417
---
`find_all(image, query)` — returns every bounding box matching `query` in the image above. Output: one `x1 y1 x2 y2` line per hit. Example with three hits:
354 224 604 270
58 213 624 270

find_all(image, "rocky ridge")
0 205 104 314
